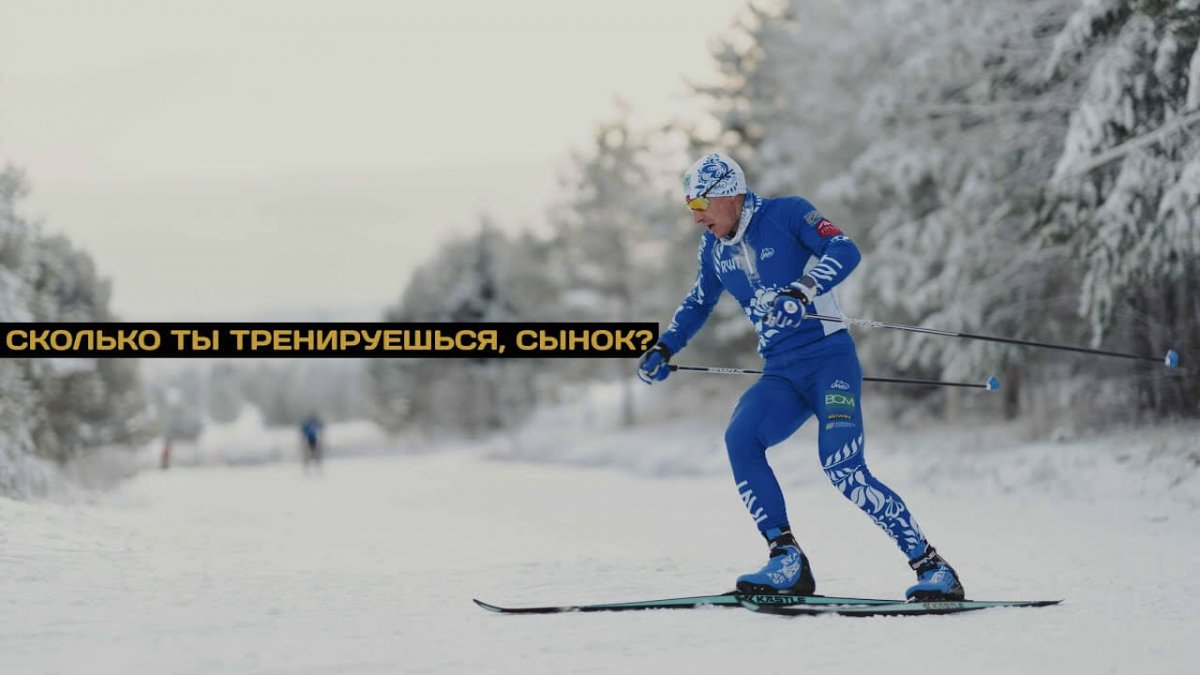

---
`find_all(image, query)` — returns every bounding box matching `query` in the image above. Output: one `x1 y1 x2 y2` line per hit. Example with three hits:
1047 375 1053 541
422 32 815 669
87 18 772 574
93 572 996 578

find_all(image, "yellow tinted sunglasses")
687 167 732 211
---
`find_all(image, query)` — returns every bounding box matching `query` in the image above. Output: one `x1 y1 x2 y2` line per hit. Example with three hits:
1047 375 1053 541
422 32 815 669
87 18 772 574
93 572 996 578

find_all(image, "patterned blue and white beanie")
682 152 747 201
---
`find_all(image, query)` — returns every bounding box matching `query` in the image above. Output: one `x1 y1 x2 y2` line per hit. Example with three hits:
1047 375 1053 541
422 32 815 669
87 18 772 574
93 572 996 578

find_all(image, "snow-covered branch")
1055 109 1200 182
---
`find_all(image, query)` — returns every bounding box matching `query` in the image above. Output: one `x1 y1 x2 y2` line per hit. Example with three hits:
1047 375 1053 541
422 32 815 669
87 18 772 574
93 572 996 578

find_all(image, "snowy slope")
138 408 402 469
2 429 1198 674
489 380 1200 510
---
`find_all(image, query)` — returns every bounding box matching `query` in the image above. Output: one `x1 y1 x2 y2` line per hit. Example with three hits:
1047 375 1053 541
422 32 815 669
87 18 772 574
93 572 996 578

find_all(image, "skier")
300 413 324 469
637 153 964 601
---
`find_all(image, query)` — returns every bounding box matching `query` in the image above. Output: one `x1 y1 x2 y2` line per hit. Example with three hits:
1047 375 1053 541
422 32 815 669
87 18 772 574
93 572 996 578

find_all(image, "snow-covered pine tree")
548 106 683 425
26 234 154 460
694 0 1081 418
368 220 544 435
825 0 1083 418
0 166 46 494
693 0 881 199
0 165 152 492
1041 0 1199 415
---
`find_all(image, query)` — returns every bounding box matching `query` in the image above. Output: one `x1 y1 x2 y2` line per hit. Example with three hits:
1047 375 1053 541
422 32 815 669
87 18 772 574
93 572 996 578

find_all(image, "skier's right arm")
657 234 723 356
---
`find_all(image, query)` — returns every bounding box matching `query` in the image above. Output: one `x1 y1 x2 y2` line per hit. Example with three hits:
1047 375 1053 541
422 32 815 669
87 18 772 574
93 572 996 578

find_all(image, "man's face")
690 194 743 239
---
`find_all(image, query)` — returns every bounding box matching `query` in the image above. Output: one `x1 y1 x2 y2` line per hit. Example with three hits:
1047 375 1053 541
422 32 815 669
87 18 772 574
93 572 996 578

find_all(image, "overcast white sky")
0 0 754 320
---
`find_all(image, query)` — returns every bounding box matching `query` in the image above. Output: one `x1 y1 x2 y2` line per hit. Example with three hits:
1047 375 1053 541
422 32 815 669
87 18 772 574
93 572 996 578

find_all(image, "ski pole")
669 365 1000 391
805 314 1180 368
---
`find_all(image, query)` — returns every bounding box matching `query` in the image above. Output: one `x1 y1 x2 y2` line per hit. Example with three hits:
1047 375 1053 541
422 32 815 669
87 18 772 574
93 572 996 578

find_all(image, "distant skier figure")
637 153 964 601
300 414 324 469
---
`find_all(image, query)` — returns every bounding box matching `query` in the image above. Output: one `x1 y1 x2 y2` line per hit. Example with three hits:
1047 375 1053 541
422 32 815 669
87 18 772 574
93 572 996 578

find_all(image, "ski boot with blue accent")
905 545 965 601
736 527 816 595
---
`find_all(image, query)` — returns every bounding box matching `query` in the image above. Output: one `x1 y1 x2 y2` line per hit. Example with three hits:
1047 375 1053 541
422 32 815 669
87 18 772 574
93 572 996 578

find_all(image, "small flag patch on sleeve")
816 219 843 238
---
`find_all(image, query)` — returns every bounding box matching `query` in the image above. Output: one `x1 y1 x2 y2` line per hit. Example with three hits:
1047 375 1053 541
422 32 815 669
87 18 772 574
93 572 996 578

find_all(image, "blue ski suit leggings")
725 331 928 559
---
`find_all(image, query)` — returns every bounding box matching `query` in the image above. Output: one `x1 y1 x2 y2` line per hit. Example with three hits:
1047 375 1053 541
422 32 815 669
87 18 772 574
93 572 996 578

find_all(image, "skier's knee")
820 435 869 497
725 409 752 444
725 419 764 462
824 461 854 497
724 425 747 458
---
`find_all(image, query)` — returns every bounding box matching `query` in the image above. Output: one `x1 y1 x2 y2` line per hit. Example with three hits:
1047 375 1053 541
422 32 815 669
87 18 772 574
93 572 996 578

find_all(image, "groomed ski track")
1 450 1195 674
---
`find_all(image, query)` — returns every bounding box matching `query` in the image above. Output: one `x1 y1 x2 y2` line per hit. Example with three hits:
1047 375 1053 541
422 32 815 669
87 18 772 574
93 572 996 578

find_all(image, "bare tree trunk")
1003 365 1021 420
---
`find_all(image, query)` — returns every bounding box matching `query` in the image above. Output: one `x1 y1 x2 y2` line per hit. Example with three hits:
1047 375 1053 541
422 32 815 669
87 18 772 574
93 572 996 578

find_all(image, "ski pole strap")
806 314 1180 367
668 365 999 391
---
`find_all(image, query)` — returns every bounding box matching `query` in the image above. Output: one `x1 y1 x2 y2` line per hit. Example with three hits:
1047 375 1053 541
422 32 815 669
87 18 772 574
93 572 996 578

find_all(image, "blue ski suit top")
658 192 861 359
301 418 322 444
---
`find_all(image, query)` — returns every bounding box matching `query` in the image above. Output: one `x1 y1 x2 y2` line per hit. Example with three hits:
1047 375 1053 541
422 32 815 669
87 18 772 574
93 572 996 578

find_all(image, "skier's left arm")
765 200 861 328
787 199 861 301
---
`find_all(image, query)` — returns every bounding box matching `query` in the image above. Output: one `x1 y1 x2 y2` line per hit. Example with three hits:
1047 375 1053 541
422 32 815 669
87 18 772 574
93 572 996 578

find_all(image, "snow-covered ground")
142 409 400 469
2 406 1198 674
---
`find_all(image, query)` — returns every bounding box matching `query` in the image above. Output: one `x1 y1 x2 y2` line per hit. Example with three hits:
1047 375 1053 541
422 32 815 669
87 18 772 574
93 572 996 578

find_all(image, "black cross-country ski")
739 597 1063 617
473 592 899 614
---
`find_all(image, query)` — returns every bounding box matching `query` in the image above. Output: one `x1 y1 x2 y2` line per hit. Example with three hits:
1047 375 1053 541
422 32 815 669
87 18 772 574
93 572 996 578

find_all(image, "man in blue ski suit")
637 153 964 600
301 413 324 468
